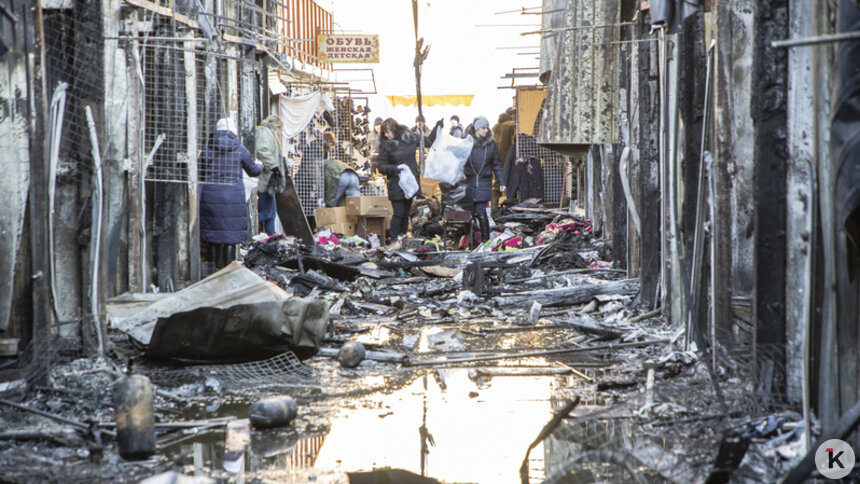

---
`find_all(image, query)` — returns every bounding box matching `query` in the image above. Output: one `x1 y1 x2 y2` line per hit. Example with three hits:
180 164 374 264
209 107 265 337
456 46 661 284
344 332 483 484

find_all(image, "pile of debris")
0 208 811 483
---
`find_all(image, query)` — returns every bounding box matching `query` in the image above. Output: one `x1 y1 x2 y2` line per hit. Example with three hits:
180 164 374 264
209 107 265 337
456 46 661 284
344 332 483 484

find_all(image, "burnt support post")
29 2 52 385
637 12 661 310
752 0 789 406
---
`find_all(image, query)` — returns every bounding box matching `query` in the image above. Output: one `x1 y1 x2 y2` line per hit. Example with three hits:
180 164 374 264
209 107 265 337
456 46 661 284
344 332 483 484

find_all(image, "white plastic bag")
424 127 474 185
398 164 419 199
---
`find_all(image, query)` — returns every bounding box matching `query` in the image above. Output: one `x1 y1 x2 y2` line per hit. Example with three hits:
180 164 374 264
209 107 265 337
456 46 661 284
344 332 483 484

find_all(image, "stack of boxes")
313 195 392 239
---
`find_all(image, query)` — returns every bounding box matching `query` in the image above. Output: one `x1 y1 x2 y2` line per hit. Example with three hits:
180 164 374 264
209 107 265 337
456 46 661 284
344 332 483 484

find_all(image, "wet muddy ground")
0 234 806 483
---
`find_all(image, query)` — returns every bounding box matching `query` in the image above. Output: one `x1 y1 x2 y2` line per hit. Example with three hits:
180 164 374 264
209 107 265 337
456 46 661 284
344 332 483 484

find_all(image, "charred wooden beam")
752 0 789 405
493 279 640 307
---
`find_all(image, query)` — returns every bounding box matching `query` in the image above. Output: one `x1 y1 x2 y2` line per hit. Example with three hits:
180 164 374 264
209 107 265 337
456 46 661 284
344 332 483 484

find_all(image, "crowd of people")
197 106 522 271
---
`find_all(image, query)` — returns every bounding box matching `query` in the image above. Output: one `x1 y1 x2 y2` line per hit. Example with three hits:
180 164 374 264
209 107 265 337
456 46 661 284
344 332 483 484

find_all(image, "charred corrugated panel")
752 0 789 406
539 0 567 84
784 0 816 404
539 0 620 154
713 0 753 345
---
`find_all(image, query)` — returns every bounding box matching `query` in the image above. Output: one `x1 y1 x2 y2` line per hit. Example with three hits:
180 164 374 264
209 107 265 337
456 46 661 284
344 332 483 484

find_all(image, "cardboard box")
346 196 391 217
314 207 348 227
355 216 386 238
420 177 440 198
327 222 356 236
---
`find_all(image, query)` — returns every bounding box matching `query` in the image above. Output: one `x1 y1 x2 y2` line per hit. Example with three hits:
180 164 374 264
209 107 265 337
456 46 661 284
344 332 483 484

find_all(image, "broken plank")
420 265 461 278
408 339 669 366
0 398 116 437
0 428 81 442
477 325 575 334
473 367 574 377
317 347 408 364
506 267 627 284
561 319 622 340
494 279 640 307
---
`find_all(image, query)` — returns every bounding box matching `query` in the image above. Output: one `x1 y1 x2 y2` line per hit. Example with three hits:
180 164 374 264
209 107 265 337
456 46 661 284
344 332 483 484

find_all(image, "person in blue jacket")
199 118 262 270
464 116 506 243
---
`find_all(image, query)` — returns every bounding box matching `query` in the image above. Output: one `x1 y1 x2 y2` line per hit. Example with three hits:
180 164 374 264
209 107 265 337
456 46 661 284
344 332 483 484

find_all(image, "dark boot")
476 210 490 243
224 244 236 265
214 244 226 270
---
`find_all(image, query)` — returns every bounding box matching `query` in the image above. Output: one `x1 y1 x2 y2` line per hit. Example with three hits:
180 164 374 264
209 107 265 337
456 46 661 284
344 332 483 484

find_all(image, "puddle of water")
314 369 555 483
159 370 559 483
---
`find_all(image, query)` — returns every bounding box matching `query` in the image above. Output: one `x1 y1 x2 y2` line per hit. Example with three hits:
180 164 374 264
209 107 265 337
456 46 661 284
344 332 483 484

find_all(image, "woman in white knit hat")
199 118 262 269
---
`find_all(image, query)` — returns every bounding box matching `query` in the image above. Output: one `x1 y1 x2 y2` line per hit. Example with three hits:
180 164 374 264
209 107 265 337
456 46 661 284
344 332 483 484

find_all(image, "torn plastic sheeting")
109 262 290 346
146 296 329 361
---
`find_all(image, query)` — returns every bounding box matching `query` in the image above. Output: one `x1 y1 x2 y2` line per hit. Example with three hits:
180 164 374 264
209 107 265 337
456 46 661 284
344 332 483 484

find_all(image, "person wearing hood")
449 115 465 138
199 118 262 269
378 118 440 240
322 131 360 207
465 116 506 243
256 115 286 235
491 107 516 209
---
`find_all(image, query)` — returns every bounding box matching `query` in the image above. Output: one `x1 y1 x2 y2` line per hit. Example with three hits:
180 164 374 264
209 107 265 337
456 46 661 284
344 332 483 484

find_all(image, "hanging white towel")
278 91 325 139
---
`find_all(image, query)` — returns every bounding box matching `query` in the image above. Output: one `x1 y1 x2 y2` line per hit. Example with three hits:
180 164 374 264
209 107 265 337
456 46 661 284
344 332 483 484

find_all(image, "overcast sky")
322 0 541 127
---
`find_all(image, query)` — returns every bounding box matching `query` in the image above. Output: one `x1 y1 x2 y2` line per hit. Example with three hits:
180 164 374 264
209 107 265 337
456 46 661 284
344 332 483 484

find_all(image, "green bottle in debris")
248 396 297 429
113 374 155 460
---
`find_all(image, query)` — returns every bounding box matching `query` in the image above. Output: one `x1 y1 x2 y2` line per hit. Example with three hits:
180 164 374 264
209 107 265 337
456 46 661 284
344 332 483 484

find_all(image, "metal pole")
84 106 106 357
772 29 860 48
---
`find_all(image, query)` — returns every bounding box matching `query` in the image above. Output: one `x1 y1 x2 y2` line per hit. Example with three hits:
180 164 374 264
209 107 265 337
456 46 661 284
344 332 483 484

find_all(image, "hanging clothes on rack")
504 133 545 202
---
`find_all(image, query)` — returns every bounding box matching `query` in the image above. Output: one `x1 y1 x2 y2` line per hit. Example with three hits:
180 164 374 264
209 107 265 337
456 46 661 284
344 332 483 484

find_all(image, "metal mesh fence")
282 89 374 217
141 38 250 186
137 351 318 390
514 88 571 208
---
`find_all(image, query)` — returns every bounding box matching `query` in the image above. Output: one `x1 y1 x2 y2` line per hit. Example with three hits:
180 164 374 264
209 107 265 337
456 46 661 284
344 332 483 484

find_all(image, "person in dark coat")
377 118 439 240
491 108 516 209
199 118 262 270
449 115 465 138
465 116 506 243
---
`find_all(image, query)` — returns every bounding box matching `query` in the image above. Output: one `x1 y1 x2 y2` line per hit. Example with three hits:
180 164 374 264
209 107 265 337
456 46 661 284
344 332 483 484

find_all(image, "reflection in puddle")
314 369 555 483
160 370 560 483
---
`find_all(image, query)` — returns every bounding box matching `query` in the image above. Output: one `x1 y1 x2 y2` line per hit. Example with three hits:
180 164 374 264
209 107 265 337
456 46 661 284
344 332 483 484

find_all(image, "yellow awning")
387 95 474 107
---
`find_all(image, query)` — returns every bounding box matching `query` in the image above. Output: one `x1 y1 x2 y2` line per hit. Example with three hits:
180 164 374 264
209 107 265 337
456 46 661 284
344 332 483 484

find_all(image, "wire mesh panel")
514 87 569 207
280 88 358 217
141 40 242 186
142 42 190 183
138 351 318 389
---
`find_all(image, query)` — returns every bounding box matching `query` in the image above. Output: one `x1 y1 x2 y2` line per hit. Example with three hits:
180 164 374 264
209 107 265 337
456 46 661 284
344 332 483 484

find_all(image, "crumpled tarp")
146 297 329 361
108 262 290 346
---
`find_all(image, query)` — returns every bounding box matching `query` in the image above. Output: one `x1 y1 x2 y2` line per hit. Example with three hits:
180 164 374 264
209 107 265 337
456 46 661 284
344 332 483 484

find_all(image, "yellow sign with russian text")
318 34 379 64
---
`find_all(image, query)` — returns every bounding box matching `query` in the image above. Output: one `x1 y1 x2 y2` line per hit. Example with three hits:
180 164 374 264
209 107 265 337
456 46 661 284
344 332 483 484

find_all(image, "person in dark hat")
464 116 505 243
449 115 464 138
